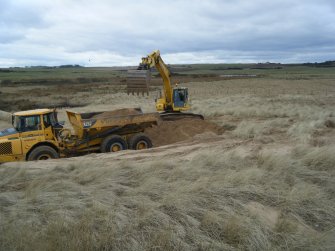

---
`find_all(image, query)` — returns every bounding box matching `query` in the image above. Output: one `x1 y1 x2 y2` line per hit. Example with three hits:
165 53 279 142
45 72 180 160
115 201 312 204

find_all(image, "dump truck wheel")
28 146 59 161
101 135 127 153
128 133 153 150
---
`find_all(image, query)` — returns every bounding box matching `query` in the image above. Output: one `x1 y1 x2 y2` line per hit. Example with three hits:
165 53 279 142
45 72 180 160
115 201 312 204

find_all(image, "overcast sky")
0 0 335 67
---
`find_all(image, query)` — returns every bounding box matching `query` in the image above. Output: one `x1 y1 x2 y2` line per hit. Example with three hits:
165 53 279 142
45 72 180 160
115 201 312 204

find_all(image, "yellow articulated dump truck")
0 108 159 163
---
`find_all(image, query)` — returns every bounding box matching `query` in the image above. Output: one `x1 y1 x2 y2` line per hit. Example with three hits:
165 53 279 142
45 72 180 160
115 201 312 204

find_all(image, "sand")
91 109 222 148
91 108 142 119
145 118 223 147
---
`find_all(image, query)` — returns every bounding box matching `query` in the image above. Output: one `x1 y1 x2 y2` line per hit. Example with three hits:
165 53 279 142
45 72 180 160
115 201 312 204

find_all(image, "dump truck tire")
128 133 153 150
27 146 59 161
100 135 127 153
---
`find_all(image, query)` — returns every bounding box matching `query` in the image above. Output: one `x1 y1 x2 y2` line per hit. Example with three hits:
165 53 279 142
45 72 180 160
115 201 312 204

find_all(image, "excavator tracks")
159 112 204 121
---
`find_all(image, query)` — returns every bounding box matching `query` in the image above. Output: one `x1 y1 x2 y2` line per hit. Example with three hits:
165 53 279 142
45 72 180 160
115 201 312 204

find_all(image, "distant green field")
0 67 123 84
1 64 335 85
170 64 335 79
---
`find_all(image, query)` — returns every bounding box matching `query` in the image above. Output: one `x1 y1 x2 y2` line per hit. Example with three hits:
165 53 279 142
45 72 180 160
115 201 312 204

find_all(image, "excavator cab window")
173 88 188 107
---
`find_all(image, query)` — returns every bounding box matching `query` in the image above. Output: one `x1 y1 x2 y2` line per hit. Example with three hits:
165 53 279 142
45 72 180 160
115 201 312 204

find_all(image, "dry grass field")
0 66 335 250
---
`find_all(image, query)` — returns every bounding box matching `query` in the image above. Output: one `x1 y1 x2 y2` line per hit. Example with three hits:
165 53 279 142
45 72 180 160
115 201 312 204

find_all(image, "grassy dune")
0 138 334 250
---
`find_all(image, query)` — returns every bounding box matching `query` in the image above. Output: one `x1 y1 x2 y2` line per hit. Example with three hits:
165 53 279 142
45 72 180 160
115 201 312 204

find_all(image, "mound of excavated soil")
92 108 142 119
145 118 223 147
91 108 223 147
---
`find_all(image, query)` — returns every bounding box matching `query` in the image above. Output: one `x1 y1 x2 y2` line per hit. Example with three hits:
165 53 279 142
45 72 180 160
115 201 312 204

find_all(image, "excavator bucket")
126 69 151 96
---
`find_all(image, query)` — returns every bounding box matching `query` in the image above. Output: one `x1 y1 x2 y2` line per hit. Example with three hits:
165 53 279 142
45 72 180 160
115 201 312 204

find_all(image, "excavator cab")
173 87 189 108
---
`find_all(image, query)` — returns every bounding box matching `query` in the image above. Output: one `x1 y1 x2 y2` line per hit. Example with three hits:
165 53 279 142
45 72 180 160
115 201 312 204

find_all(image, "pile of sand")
92 108 142 119
91 108 223 147
145 118 223 147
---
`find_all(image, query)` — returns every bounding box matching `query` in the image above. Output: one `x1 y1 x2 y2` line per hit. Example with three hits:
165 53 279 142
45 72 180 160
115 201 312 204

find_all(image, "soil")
145 118 223 147
91 108 142 119
92 109 222 148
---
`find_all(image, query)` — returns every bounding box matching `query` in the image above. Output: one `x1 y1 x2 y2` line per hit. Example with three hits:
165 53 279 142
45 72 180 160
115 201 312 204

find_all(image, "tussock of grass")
192 95 333 120
1 142 334 250
233 119 289 139
191 86 334 146
302 145 335 172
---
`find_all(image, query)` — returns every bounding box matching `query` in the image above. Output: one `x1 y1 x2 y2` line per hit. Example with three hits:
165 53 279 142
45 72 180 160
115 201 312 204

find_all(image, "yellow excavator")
130 50 204 120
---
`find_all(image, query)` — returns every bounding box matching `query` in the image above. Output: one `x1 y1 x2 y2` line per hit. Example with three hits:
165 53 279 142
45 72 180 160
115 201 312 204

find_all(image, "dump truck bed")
67 108 159 139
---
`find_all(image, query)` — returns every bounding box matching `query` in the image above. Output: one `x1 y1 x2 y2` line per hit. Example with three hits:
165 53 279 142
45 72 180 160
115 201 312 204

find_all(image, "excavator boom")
140 50 173 105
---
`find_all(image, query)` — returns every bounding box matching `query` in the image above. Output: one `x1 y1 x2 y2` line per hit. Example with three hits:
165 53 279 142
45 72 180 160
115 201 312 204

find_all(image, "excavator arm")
140 50 173 109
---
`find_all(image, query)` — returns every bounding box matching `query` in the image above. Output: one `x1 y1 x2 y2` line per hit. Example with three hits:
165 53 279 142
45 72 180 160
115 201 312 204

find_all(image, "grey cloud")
0 0 334 66
0 1 48 44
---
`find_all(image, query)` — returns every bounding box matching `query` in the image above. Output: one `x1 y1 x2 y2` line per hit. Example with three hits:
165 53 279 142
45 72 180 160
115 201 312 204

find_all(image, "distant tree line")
58 64 83 68
303 61 335 67
5 65 84 69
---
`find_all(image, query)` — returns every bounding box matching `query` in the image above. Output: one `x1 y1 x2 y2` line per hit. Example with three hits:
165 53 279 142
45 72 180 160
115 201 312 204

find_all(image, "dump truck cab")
0 109 60 163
